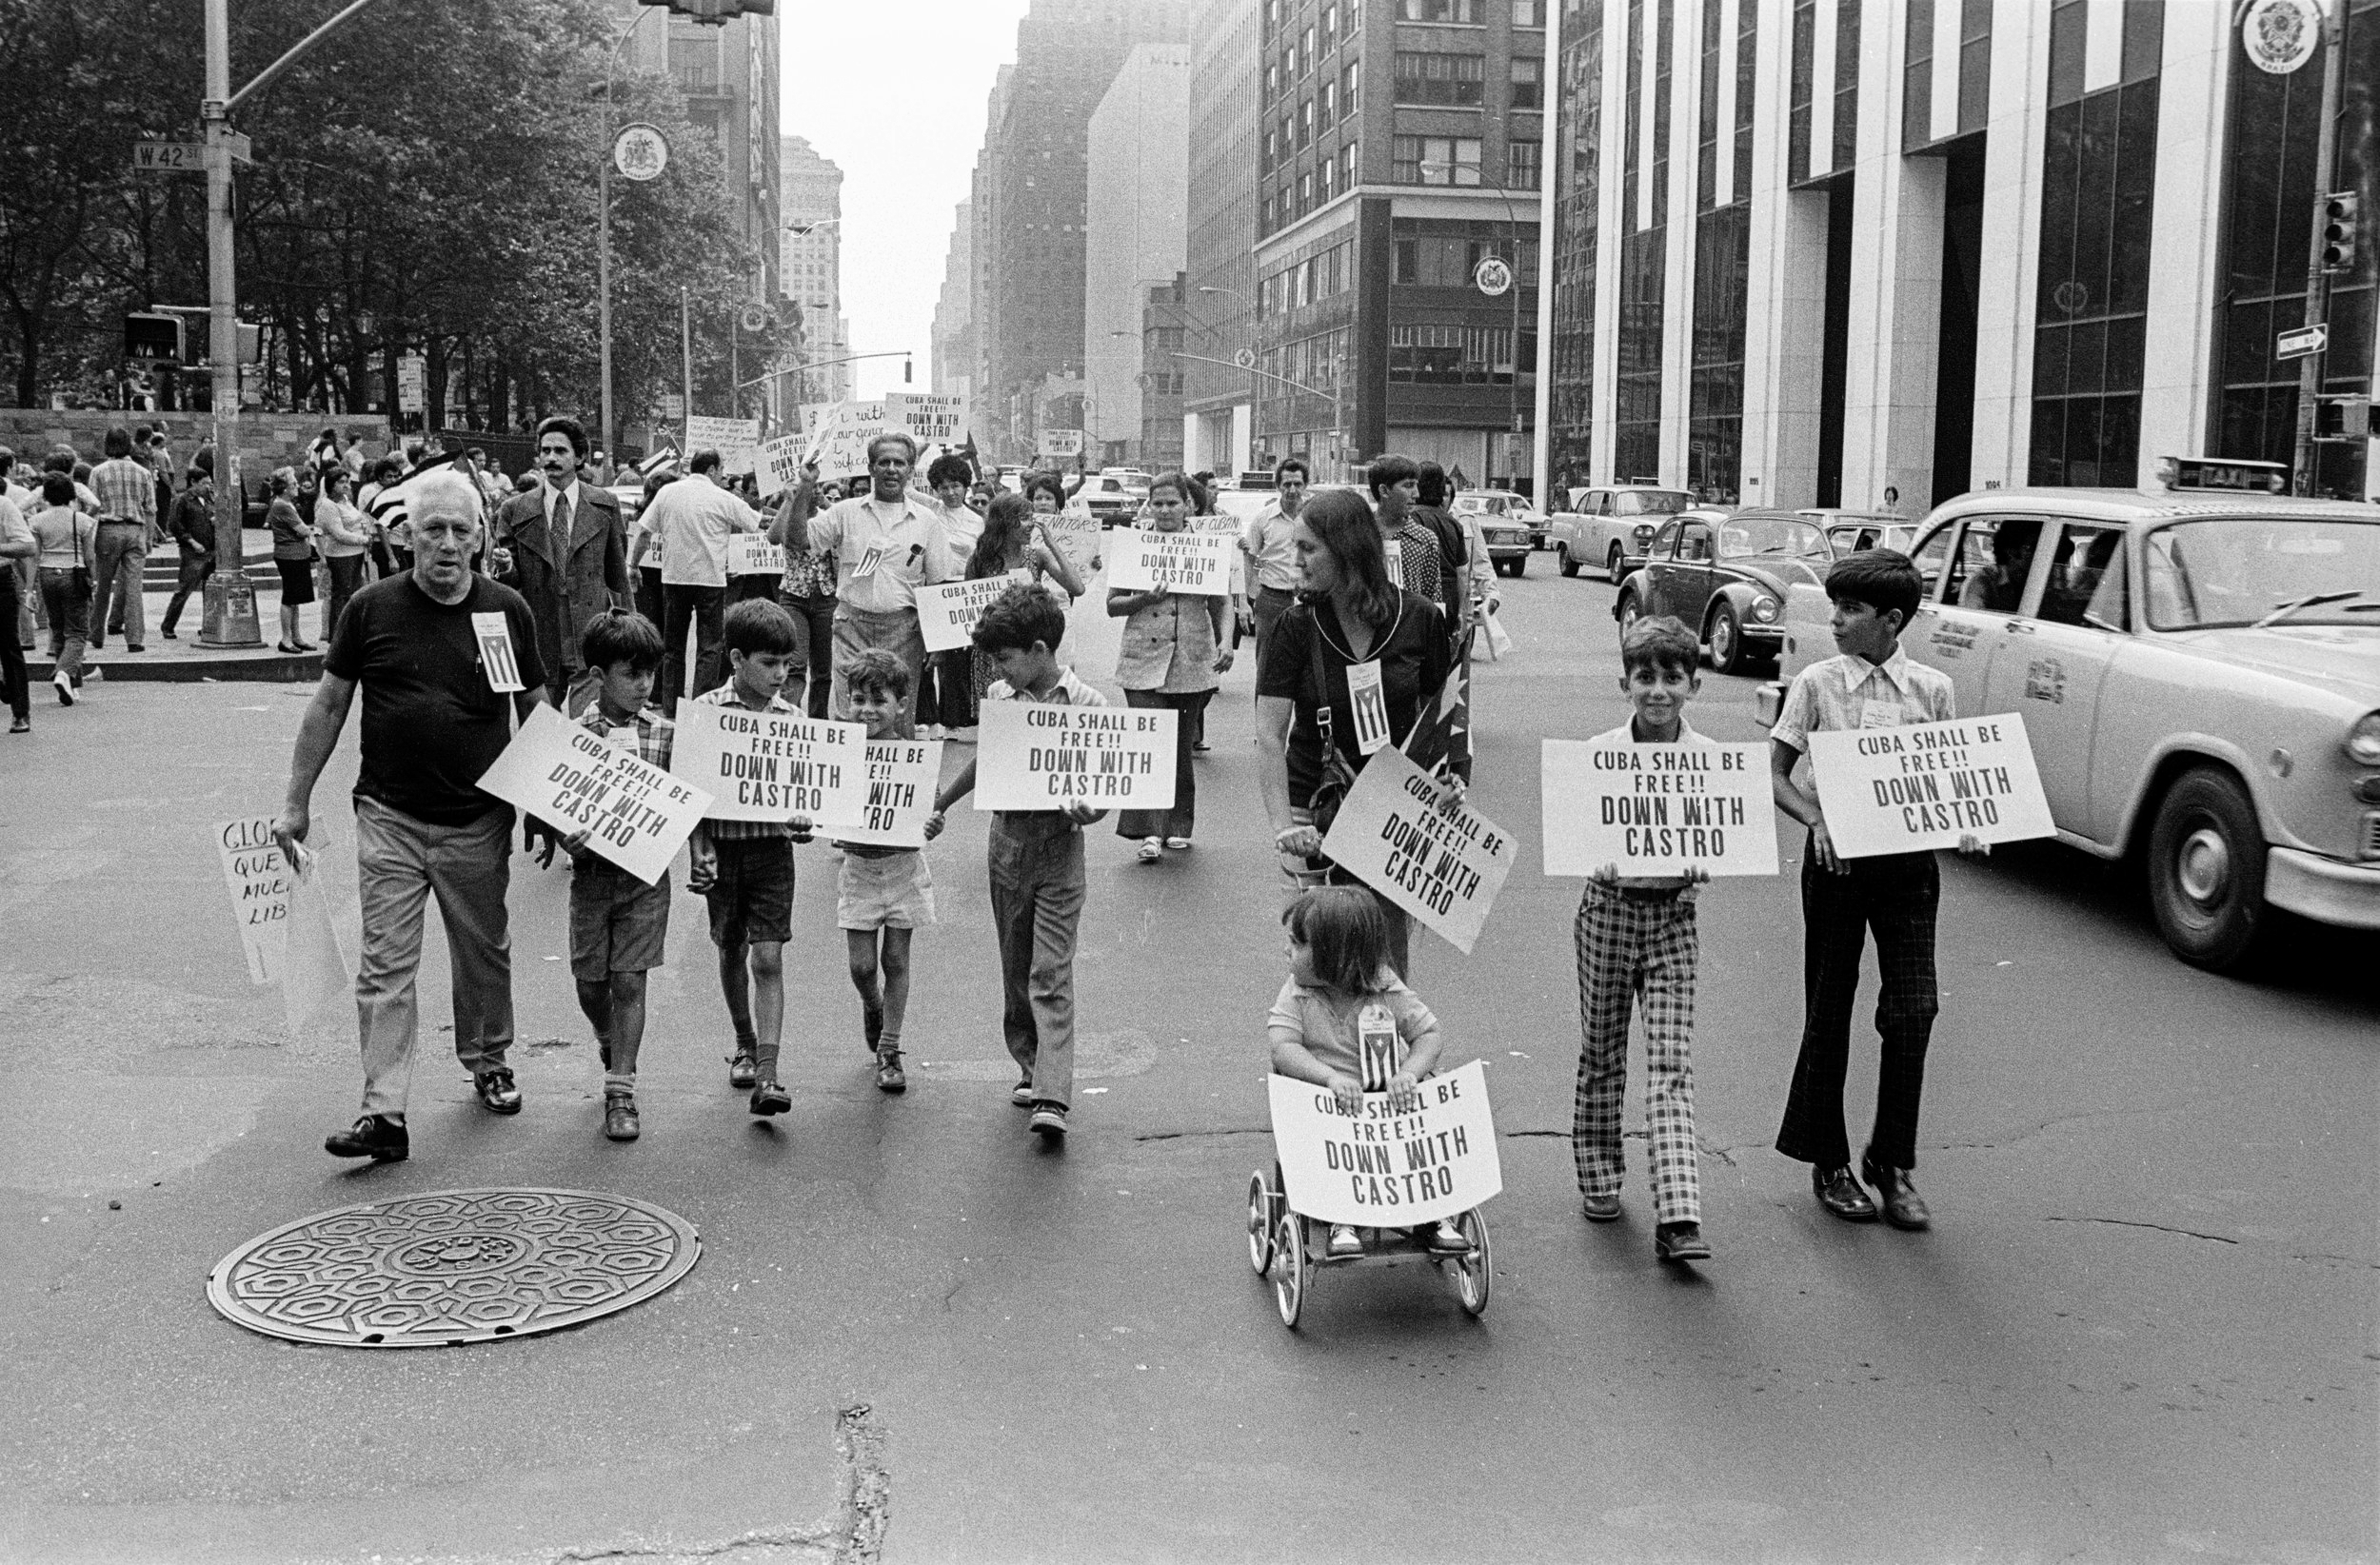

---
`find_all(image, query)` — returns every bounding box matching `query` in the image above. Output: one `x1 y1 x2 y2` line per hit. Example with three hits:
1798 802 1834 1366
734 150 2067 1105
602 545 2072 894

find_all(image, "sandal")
1136 837 1162 862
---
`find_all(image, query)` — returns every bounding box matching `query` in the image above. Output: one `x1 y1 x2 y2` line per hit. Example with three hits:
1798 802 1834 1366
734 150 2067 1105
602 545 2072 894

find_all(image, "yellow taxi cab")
1756 458 2380 971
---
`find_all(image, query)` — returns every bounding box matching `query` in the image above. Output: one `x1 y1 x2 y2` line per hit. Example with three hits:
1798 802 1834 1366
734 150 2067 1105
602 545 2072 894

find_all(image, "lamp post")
596 7 656 481
1197 284 1259 471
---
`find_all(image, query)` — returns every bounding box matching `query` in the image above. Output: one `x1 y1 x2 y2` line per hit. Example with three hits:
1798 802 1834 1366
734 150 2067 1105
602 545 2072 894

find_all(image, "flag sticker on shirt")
1383 538 1404 580
472 612 526 693
853 541 887 578
1345 658 1392 756
1357 1002 1402 1091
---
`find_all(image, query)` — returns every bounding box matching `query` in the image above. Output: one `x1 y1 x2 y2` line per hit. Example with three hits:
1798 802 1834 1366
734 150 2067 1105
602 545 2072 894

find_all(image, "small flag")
1400 625 1476 782
365 448 468 529
637 445 680 479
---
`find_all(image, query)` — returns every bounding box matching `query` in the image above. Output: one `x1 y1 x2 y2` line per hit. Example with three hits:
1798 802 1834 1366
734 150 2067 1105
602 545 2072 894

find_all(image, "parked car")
1472 512 1534 576
1612 509 1831 674
1070 471 1148 526
1755 475 2380 970
1551 485 1696 579
1453 489 1547 550
1797 508 1916 557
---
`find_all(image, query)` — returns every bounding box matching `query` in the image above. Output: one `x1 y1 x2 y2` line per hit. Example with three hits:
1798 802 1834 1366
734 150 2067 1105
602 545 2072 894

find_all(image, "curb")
25 649 321 684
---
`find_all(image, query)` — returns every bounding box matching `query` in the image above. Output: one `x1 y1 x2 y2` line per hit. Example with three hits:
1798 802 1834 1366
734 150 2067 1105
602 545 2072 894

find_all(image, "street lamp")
596 6 657 485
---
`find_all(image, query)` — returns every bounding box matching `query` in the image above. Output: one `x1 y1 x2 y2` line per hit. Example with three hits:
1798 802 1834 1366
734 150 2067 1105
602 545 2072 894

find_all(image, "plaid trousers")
1573 886 1702 1225
1775 845 1940 1171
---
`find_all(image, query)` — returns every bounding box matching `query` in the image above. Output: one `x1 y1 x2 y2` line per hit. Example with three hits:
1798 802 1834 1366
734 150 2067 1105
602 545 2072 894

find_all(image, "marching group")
233 410 1966 1271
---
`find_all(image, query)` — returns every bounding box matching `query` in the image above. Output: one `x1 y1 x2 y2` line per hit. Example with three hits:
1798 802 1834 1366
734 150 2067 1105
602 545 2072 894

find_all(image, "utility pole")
2291 0 2348 496
681 287 695 436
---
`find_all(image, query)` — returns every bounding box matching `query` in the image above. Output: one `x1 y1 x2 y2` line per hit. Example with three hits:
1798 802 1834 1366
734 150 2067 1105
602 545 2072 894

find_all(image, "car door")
1632 518 1679 597
1977 518 2129 840
1661 518 1717 623
1901 516 2026 721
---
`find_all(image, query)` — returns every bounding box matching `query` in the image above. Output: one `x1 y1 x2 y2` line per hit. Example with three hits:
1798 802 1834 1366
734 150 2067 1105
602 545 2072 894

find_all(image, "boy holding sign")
1572 617 1715 1263
1768 551 1981 1231
925 584 1106 1141
832 650 936 1095
688 600 817 1119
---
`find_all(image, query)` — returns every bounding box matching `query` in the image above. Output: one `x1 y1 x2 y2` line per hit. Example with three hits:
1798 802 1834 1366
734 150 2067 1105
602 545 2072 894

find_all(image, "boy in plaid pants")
1574 616 1713 1264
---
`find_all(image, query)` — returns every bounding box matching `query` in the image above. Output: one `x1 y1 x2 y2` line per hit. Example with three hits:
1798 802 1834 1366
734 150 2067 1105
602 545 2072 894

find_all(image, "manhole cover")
207 1188 700 1348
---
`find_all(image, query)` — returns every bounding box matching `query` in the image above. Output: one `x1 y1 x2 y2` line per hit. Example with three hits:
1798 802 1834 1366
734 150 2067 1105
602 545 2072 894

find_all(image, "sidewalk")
21 543 320 684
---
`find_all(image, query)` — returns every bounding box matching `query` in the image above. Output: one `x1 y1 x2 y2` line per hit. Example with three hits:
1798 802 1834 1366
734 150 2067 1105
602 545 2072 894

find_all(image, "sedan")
1613 509 1832 674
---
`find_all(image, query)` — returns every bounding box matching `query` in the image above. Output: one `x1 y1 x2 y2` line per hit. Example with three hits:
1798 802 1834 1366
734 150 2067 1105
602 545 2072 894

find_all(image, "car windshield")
1720 516 1828 559
1616 490 1692 516
2142 517 2380 628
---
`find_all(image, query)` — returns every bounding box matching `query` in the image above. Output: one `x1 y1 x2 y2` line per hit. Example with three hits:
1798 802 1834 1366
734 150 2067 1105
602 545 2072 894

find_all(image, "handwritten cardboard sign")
1539 738 1779 876
1806 712 2054 858
916 569 1032 652
1267 1060 1502 1226
215 817 293 985
1106 526 1233 595
832 738 946 849
670 699 869 826
684 415 760 474
1319 746 1517 955
1043 509 1103 574
1194 514 1248 597
973 700 1179 811
476 703 711 884
726 533 784 576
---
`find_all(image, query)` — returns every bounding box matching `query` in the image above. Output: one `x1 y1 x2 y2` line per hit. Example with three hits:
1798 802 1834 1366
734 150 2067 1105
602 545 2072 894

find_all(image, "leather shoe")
749 1080 791 1116
1581 1193 1622 1222
1654 1220 1711 1262
473 1067 522 1115
1814 1164 1877 1221
726 1049 758 1089
1862 1152 1932 1231
603 1092 640 1141
325 1114 408 1162
874 1049 907 1094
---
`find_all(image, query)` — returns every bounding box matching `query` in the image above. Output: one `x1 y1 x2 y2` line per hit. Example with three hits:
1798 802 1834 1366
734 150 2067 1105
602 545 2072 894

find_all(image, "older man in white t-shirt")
805 433 955 723
647 448 761 713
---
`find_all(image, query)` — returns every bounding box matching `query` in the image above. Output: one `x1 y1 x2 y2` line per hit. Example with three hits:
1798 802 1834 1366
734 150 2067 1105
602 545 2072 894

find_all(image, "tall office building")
1086 44 1192 466
1185 0 1262 477
1257 0 1547 486
1543 0 2380 508
932 202 975 406
780 136 848 404
976 0 1188 465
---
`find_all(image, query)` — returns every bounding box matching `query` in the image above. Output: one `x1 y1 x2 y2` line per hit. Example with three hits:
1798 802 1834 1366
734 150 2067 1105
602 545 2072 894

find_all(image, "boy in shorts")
834 648 933 1095
688 599 814 1118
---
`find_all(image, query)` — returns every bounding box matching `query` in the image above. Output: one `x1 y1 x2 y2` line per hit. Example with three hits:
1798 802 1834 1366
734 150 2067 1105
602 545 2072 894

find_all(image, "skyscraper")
1185 0 1261 478
780 136 847 404
1085 43 1191 466
931 202 974 406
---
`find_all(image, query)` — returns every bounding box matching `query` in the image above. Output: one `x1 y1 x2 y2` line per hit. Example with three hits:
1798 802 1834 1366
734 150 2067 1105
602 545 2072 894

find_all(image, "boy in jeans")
1575 616 1714 1264
688 599 814 1118
925 584 1106 1141
1769 549 1981 1230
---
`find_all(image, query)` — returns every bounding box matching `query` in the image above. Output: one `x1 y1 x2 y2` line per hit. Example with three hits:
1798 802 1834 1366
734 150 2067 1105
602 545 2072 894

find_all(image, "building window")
1301 98 1315 145
1515 0 1544 25
1296 259 1313 306
1340 141 1358 188
1508 139 1541 189
1321 80 1338 123
1319 154 1336 199
1510 56 1541 111
1388 324 1517 384
1299 170 1315 209
1398 0 1479 20
1263 129 1278 171
1322 3 1338 48
1267 62 1279 102
1393 134 1482 185
1262 194 1277 234
668 34 722 93
1302 25 1316 70
1345 59 1361 112
1394 51 1487 106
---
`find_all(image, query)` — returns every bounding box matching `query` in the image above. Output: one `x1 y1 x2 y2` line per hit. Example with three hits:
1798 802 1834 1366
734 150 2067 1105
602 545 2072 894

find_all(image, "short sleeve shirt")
983 669 1107 829
325 574 547 825
649 475 760 587
1771 646 1956 756
0 495 30 558
1241 505 1300 592
1255 591 1452 809
1267 975 1438 1088
811 493 956 614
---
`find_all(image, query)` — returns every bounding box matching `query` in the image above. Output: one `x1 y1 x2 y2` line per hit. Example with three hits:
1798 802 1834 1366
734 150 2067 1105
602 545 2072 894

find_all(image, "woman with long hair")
314 466 371 636
1107 473 1231 860
268 470 317 652
966 490 1083 708
1253 488 1453 977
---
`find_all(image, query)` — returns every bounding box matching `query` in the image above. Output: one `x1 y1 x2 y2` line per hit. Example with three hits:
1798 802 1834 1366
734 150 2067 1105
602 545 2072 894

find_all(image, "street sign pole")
2291 0 2347 496
199 0 254 646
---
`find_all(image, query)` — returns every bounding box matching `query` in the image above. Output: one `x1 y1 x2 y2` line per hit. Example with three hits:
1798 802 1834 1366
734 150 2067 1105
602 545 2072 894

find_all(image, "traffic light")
636 0 774 24
2320 190 2360 273
903 357 912 384
125 312 183 363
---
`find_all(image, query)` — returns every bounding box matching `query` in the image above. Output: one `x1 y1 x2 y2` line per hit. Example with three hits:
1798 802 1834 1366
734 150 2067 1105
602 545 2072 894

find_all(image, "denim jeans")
778 588 838 720
90 522 147 647
37 567 89 686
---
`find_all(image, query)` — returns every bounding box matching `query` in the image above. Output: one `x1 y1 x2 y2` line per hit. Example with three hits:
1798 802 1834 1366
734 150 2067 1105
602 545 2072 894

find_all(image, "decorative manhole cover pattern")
207 1188 700 1348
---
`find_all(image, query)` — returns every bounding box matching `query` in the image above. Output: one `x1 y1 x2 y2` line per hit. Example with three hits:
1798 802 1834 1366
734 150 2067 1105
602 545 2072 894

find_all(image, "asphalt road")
1 552 2372 1565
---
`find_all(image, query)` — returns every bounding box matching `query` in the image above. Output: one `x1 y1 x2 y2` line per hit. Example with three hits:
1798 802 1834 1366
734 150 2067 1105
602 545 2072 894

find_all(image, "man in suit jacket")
494 416 626 712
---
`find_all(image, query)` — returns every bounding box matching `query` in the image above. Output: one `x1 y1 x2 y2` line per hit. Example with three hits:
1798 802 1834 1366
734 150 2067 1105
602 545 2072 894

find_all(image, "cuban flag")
1399 624 1477 784
637 445 680 479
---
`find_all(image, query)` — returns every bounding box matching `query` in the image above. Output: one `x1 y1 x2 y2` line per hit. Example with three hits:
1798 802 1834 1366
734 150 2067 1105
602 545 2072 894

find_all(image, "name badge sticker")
1383 538 1405 580
1345 658 1392 756
473 612 526 693
1858 697 1903 730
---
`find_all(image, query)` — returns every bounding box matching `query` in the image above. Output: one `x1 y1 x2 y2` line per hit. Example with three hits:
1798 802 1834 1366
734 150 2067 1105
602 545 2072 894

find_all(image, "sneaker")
160 628 177 640
53 675 72 707
1136 837 1163 862
726 1048 758 1089
1010 1079 1035 1106
8 717 27 735
1426 1219 1474 1256
472 1067 522 1115
749 1080 791 1116
863 1004 883 1053
1655 1220 1711 1262
1326 1223 1364 1258
603 1091 641 1142
874 1049 907 1094
1028 1100 1068 1139
1163 836 1193 850
325 1114 408 1162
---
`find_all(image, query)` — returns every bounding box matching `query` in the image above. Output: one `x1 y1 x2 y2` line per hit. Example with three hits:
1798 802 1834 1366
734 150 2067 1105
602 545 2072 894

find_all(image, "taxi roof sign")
2158 456 2288 494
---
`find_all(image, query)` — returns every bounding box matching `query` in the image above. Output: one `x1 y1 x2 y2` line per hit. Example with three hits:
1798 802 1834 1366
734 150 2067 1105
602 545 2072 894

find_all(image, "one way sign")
2276 323 2330 361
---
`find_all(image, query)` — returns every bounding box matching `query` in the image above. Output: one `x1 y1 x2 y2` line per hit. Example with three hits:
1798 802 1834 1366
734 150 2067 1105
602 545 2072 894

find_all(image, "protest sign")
974 700 1178 811
833 738 946 850
1806 712 2053 858
756 435 806 498
684 416 760 474
281 855 354 1041
1038 428 1083 459
727 533 784 577
1042 509 1103 573
916 569 1031 652
801 400 890 472
476 703 712 884
1105 527 1234 595
670 699 869 827
1194 515 1247 597
890 391 968 446
1319 746 1517 955
1267 1060 1502 1227
215 817 293 985
1539 738 1779 877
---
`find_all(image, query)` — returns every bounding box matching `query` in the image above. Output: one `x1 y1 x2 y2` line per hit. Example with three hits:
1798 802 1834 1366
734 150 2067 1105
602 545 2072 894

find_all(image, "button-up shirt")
545 478 584 546
809 492 956 615
89 457 155 527
1241 503 1301 592
649 474 761 588
1770 644 1956 758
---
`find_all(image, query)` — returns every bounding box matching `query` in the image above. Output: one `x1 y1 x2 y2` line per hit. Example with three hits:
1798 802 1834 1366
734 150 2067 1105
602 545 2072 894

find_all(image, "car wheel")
1708 603 1748 675
1557 545 1579 579
2146 767 2269 972
1506 552 1525 579
1616 587 1642 635
1606 544 1624 581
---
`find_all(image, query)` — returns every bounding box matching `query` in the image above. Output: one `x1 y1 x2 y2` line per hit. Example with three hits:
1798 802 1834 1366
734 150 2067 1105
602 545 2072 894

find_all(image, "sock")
605 1072 635 1096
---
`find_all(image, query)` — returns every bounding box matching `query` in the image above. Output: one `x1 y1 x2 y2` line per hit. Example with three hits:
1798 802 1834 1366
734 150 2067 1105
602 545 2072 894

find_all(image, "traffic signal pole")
2291 0 2348 497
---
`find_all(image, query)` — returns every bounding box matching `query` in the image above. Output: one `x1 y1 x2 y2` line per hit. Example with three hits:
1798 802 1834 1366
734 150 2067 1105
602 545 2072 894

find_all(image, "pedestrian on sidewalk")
315 468 372 639
30 474 96 705
0 480 31 731
1108 472 1232 862
268 471 317 652
807 433 956 726
494 416 627 713
88 427 155 654
274 469 548 1165
160 467 215 640
648 449 762 715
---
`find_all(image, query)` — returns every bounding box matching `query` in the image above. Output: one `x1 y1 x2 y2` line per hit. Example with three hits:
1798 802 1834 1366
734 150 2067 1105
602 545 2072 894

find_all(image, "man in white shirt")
648 448 762 714
1240 456 1308 665
1 446 36 652
805 433 956 723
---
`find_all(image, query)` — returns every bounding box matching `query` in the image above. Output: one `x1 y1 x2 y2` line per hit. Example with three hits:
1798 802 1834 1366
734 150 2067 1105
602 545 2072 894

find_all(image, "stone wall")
0 410 392 478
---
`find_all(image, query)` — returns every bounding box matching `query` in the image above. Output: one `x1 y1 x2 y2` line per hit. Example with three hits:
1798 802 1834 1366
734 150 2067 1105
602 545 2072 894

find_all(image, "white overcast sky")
779 0 1033 399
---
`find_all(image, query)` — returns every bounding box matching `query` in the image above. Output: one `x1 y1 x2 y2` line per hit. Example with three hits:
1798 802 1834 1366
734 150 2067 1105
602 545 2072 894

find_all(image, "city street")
2 560 2370 1565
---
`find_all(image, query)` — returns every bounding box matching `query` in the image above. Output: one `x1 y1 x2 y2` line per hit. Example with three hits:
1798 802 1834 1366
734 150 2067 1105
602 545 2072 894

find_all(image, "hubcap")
2176 824 2231 906
1713 619 1733 662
